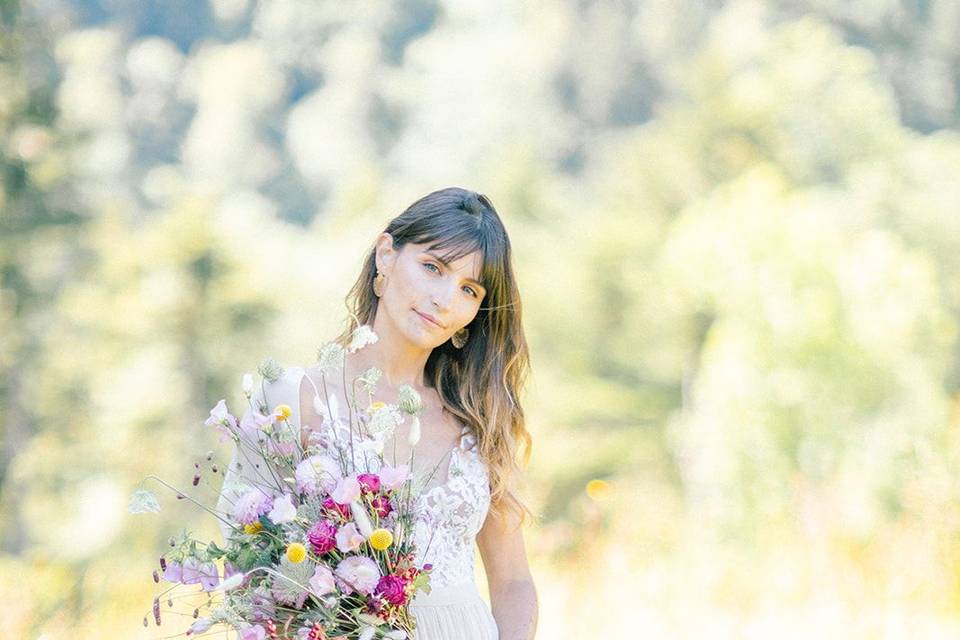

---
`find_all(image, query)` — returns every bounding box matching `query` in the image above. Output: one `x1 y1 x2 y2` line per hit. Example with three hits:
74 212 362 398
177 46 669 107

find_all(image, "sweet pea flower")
335 522 365 553
309 564 336 596
205 399 238 443
268 493 297 524
332 474 361 504
378 462 410 491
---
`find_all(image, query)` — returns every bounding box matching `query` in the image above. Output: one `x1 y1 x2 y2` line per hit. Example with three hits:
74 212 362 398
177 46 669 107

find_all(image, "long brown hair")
334 186 534 528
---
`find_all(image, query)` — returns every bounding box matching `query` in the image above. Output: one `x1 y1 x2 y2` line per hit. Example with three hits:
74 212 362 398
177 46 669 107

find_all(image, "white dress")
218 365 500 640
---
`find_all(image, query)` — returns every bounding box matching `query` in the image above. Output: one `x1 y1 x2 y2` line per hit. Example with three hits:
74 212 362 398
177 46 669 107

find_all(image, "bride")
220 187 538 640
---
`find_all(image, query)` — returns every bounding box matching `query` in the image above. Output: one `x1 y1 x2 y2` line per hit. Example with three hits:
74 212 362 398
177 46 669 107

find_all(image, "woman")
222 187 538 640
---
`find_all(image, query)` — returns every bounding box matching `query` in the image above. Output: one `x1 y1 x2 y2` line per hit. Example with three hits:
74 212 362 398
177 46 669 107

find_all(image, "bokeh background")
3 0 960 637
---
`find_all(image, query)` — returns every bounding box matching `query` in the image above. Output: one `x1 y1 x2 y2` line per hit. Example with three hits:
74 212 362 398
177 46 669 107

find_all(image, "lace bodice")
220 365 493 590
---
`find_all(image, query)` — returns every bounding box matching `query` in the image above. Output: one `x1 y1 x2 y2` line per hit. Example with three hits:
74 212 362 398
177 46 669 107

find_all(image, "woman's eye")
424 262 440 273
463 286 477 298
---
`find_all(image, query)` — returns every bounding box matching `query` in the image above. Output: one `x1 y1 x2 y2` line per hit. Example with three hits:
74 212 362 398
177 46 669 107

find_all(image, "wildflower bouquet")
130 326 440 640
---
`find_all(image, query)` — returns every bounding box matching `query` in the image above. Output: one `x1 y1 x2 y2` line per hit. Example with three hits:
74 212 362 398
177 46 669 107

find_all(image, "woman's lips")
415 310 443 328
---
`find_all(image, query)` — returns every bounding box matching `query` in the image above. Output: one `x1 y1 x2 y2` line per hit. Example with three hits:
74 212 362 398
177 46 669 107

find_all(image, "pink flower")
377 462 410 491
375 574 408 606
332 474 361 504
357 473 381 494
335 522 365 553
205 399 239 443
232 489 273 525
335 556 381 595
309 564 336 596
296 455 342 495
370 495 393 518
307 519 338 554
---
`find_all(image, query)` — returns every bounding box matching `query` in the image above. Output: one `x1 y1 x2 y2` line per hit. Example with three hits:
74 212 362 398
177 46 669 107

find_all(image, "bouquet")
130 326 442 640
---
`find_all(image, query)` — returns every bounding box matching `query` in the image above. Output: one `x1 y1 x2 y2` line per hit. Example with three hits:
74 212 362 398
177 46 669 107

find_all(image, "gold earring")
451 327 469 349
373 271 385 297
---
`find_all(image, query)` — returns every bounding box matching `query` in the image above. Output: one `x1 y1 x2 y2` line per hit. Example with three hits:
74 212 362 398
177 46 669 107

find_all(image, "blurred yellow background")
3 0 960 638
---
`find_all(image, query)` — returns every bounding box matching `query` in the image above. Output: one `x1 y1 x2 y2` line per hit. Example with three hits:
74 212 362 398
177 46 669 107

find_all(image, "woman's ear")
374 232 397 273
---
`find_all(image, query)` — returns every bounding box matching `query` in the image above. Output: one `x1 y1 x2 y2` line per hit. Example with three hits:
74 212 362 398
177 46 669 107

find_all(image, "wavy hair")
334 186 535 528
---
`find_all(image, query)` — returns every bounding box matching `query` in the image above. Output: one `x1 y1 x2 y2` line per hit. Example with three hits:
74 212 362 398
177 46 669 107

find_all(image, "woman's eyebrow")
424 251 486 289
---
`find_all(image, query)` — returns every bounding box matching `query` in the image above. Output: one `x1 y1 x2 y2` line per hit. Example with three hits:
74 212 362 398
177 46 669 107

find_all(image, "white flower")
268 493 297 524
295 454 342 494
367 403 403 438
385 630 408 639
408 415 421 446
242 373 254 395
188 618 214 634
316 342 345 373
359 626 376 640
214 572 246 592
347 324 378 353
350 500 374 538
397 384 422 415
357 366 382 393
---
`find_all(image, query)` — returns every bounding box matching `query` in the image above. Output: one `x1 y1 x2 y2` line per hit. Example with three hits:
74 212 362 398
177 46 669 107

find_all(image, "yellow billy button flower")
244 521 263 535
274 404 293 421
369 528 393 551
286 542 307 564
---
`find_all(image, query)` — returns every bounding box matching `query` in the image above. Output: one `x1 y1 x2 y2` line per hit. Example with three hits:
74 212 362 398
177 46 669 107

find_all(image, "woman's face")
374 233 487 350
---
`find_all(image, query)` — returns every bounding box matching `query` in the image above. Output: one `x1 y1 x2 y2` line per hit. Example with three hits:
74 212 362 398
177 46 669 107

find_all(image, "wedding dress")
217 364 500 640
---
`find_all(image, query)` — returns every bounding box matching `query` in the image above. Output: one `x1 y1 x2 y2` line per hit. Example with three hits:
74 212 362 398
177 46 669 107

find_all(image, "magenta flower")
375 574 409 606
307 519 338 554
357 473 381 494
322 496 351 520
370 495 393 518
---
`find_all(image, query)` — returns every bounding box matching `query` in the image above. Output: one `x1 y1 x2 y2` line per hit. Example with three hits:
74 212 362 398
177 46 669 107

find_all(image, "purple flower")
322 496 351 520
181 557 202 585
240 625 266 640
335 556 381 595
198 561 219 591
162 560 183 583
307 519 338 555
232 489 273 525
